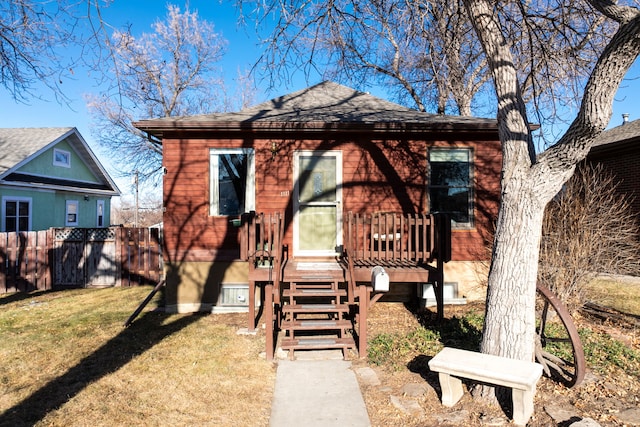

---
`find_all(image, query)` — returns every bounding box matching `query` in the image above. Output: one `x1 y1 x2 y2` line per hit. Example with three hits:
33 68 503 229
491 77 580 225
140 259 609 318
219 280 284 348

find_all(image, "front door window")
294 151 342 256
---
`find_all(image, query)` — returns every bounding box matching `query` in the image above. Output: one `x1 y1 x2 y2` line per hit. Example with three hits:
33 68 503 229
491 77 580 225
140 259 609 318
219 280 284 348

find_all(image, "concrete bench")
428 347 543 426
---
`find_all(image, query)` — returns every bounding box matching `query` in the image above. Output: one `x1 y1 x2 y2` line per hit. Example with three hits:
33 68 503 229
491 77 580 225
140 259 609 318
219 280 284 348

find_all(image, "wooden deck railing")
240 211 285 269
240 212 285 346
346 212 442 264
239 210 451 305
344 211 451 320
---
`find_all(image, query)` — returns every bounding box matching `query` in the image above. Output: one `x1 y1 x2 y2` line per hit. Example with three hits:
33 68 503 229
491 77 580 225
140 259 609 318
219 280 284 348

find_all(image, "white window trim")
209 148 255 216
53 148 71 168
66 200 79 226
292 150 343 257
96 199 106 227
428 147 474 229
1 196 32 232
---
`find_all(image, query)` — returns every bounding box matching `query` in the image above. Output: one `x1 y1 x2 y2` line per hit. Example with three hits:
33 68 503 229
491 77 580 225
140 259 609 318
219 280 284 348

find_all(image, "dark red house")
587 116 640 223
134 82 501 358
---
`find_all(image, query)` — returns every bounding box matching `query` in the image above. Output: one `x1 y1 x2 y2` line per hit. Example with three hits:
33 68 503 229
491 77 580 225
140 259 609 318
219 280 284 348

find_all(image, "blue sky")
2 1 639 202
1 1 299 202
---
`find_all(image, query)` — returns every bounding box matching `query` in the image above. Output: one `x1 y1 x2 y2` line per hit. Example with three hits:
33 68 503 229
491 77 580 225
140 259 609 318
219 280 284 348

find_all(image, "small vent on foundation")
218 284 250 307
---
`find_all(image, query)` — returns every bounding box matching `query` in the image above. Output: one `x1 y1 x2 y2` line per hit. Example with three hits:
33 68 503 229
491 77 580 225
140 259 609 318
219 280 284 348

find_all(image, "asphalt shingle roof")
592 118 640 148
0 127 120 194
134 81 497 135
0 127 73 176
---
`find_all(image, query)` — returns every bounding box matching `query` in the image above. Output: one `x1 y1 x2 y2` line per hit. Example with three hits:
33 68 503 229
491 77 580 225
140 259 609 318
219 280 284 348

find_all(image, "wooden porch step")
282 304 350 314
282 319 352 331
280 337 356 351
295 275 339 281
288 282 339 289
283 288 347 298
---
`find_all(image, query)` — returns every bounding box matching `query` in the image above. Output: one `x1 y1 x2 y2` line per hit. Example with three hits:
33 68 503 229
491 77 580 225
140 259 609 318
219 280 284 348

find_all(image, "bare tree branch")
86 4 233 184
0 1 93 102
239 0 613 130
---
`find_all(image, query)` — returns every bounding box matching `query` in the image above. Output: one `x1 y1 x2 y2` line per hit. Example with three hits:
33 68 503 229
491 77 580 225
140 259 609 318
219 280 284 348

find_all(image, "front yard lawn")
0 287 275 427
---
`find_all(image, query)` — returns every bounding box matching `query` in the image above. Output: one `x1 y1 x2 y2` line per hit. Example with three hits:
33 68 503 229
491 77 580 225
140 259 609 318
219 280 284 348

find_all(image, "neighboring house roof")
0 127 120 195
590 118 640 154
134 81 498 137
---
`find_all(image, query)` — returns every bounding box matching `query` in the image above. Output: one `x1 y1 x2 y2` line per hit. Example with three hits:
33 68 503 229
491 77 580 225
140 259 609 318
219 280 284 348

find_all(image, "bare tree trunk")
461 0 545 366
458 4 640 404
482 185 543 361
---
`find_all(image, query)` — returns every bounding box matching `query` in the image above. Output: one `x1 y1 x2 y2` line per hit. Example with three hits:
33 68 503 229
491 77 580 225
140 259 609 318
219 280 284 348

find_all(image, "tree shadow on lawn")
0 311 203 427
411 303 484 352
404 304 483 395
0 289 66 307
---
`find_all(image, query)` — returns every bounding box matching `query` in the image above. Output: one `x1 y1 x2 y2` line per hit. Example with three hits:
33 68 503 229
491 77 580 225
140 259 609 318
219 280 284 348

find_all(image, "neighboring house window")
428 148 474 228
66 200 79 226
53 148 71 168
209 148 255 216
2 197 31 232
96 200 105 227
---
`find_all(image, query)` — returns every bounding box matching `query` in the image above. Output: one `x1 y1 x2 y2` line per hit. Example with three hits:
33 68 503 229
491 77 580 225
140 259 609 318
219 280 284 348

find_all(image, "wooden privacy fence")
0 227 163 294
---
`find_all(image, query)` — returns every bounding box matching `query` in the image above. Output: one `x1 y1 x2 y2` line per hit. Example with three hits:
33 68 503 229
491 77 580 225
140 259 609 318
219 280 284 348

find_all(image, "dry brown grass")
2 277 638 426
0 287 275 427
360 295 640 426
585 276 640 316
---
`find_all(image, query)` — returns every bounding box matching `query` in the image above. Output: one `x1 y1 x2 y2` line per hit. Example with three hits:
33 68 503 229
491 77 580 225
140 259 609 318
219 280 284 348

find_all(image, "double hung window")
428 148 473 228
66 200 79 226
209 149 255 216
2 197 31 232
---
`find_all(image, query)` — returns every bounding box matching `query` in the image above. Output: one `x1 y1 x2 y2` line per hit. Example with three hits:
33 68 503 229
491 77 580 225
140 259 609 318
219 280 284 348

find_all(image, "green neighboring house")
0 127 120 231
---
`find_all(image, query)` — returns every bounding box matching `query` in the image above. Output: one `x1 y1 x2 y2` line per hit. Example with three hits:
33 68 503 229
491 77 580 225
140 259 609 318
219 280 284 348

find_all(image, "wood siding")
161 131 501 264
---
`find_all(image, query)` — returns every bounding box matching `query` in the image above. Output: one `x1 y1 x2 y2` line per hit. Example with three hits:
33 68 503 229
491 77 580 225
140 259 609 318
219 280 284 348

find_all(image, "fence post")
0 232 7 293
40 230 52 289
7 232 19 292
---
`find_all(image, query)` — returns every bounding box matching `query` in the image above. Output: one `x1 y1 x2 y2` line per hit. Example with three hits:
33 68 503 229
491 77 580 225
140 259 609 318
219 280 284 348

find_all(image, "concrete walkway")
269 355 371 427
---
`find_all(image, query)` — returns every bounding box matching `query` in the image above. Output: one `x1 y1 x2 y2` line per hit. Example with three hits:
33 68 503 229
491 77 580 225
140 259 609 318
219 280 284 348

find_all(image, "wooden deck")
240 211 451 360
282 260 346 283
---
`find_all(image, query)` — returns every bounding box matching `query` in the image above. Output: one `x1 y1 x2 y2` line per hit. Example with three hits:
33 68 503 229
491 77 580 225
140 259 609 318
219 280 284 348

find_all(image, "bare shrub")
539 163 640 313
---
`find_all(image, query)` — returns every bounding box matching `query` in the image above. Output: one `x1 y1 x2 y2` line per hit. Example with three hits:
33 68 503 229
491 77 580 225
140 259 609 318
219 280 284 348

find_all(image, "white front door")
293 151 342 256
